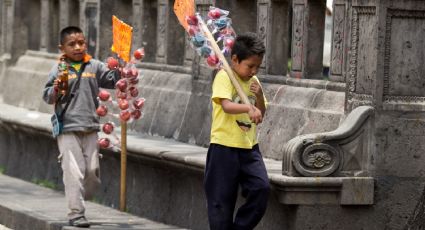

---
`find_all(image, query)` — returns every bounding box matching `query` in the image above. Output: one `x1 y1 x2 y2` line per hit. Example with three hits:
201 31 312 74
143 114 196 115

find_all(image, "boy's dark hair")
60 26 83 45
231 32 265 62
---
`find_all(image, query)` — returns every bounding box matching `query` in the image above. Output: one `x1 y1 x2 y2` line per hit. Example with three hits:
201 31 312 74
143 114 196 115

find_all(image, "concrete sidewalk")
0 174 187 230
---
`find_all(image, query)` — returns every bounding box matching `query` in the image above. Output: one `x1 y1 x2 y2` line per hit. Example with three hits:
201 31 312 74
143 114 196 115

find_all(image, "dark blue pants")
204 144 270 230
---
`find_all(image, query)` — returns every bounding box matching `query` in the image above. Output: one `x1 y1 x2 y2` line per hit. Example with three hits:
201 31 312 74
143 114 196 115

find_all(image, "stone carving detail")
331 4 345 75
0 1 9 55
291 4 304 71
383 9 425 104
132 0 142 47
85 3 97 57
283 106 374 177
258 3 268 42
347 92 374 112
293 143 341 176
258 2 268 71
346 6 376 111
348 6 375 92
40 0 49 50
157 1 167 59
307 151 332 168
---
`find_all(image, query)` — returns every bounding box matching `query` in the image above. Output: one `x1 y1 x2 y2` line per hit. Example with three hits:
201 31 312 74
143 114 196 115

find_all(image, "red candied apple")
131 109 142 119
116 91 127 99
130 68 139 78
98 90 111 101
225 38 235 48
133 98 145 109
207 55 219 67
129 77 139 85
208 9 221 19
129 87 139 97
118 99 129 110
186 15 198 25
98 138 110 148
133 48 145 60
120 110 131 121
115 79 128 92
96 105 108 117
107 57 119 70
102 122 114 134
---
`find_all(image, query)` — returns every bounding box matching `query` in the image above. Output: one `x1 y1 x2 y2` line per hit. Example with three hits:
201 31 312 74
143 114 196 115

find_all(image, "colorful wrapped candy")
184 6 236 69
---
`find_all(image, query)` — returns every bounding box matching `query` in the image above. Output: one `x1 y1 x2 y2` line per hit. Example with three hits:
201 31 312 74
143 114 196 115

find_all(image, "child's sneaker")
69 216 90 228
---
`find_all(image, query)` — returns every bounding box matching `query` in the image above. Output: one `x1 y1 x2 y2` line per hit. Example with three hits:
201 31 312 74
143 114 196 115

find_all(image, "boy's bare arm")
220 99 262 124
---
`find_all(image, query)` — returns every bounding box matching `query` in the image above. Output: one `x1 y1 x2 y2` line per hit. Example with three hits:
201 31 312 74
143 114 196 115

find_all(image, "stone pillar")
156 0 185 65
80 0 99 58
40 0 60 53
183 31 194 67
156 0 168 63
79 0 85 30
257 0 290 75
1 0 13 55
132 0 144 50
59 0 70 30
59 0 79 29
40 0 50 52
290 0 326 79
134 0 157 63
329 0 350 82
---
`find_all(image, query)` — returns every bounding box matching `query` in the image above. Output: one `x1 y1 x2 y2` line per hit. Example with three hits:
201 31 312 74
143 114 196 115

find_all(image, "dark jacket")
43 54 119 132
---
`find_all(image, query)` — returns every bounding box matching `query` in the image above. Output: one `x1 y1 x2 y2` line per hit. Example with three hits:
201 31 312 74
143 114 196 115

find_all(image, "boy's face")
231 54 263 81
59 32 87 62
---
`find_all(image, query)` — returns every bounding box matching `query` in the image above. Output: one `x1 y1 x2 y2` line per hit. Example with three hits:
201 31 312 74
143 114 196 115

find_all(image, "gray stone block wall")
0 51 345 160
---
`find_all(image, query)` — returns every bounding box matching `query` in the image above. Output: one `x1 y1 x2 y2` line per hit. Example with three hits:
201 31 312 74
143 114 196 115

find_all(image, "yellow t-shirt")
210 69 267 149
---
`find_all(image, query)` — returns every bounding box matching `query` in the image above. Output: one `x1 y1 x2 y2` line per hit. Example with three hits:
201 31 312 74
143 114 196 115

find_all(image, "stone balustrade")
0 0 337 81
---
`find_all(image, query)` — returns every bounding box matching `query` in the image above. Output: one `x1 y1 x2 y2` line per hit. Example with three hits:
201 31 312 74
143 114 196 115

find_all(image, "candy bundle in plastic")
96 48 146 150
186 7 236 68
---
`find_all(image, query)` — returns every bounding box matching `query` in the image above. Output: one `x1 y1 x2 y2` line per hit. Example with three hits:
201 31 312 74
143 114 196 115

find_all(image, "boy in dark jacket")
42 26 120 227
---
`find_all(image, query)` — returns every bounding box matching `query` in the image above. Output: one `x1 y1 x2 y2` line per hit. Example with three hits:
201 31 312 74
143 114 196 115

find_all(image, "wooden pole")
196 14 250 105
119 120 127 211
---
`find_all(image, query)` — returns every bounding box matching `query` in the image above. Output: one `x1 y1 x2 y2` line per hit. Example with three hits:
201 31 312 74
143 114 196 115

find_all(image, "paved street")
0 174 187 230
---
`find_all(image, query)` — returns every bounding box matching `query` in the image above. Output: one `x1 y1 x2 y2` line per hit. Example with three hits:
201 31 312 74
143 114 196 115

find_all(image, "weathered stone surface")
0 51 56 113
258 84 345 160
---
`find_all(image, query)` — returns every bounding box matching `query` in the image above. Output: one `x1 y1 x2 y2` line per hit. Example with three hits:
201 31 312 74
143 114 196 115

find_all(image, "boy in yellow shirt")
204 32 270 230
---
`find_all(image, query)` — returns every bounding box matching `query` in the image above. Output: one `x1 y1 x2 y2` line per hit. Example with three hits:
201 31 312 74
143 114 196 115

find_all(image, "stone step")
0 174 187 230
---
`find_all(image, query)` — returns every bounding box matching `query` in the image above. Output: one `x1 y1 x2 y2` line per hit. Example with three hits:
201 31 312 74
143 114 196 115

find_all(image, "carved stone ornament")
293 143 342 177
